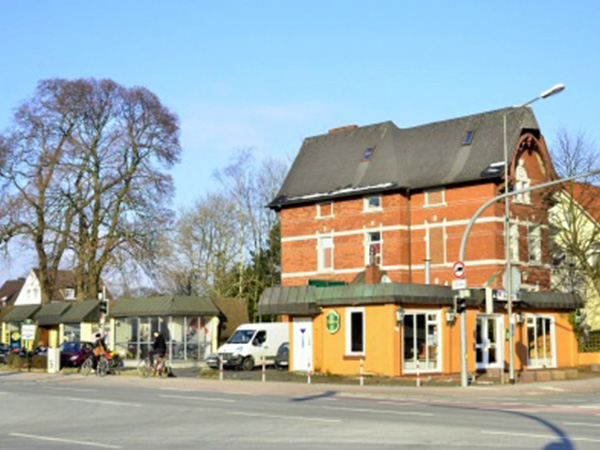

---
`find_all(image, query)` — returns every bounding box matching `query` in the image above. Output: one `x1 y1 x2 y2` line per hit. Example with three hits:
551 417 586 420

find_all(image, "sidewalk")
2 369 600 400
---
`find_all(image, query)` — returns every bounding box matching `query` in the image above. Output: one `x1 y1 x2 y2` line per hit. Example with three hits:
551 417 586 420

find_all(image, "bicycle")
137 354 170 378
81 351 123 377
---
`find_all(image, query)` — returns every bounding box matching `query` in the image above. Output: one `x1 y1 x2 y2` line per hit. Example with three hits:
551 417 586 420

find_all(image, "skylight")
463 131 473 145
363 148 374 161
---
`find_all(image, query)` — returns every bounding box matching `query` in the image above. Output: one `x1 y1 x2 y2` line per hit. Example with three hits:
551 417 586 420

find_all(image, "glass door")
475 315 503 370
527 315 556 368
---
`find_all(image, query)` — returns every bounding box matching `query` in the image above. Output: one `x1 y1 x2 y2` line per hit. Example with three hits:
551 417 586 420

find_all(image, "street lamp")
503 83 565 385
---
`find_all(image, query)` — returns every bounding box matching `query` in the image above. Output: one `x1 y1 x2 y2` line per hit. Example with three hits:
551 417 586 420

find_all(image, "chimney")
328 125 358 134
365 263 383 285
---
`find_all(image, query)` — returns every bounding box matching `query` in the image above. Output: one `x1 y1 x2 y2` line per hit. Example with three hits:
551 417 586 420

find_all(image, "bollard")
416 359 421 387
219 356 224 382
262 359 266 383
307 361 311 385
359 358 364 386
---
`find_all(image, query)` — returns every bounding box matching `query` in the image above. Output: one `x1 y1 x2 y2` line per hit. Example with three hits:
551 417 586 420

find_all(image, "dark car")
60 341 94 368
275 342 289 370
0 344 9 363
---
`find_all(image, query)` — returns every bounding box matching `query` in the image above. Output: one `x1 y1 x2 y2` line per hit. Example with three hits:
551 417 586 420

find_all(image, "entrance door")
292 318 313 372
475 315 503 370
527 315 556 368
402 312 441 372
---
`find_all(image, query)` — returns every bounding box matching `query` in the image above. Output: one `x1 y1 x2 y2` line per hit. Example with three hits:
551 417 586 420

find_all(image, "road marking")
160 394 236 403
226 411 341 423
42 386 96 393
322 406 433 417
64 397 142 407
159 387 195 392
564 422 600 428
481 430 600 444
378 401 426 407
538 386 566 392
10 433 122 449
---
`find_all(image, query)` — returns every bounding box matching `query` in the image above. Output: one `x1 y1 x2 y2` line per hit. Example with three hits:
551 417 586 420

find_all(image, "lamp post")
503 83 564 384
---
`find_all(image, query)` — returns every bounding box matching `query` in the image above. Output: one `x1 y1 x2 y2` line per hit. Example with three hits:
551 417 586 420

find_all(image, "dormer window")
65 288 76 300
363 195 382 212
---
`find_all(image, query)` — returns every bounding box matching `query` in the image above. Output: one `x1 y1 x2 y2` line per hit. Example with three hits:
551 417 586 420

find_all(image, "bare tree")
549 128 600 330
0 78 181 301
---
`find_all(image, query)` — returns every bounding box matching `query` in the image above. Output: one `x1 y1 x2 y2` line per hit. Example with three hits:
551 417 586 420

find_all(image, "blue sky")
0 0 599 280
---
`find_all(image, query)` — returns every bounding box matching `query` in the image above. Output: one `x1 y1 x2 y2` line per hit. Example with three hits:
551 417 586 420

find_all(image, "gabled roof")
62 299 101 323
270 107 539 208
0 278 25 307
3 304 41 322
34 302 72 326
569 182 600 223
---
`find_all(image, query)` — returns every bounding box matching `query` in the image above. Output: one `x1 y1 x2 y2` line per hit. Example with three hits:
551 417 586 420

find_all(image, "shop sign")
10 331 21 350
21 324 35 341
326 310 340 334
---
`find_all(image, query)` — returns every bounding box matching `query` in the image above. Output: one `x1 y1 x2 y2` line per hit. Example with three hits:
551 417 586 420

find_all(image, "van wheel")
241 356 254 371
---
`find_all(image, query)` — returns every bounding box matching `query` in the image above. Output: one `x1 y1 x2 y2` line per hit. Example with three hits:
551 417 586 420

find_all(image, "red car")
60 341 94 368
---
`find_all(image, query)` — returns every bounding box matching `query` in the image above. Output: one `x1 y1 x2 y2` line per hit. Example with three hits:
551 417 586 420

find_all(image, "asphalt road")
1 373 599 450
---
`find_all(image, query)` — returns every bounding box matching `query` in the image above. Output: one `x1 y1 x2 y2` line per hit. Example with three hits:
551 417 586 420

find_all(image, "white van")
211 323 288 371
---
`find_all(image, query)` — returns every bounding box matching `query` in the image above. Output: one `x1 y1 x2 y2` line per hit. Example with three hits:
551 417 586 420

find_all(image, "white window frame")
316 201 334 219
424 188 446 207
364 230 383 266
526 314 557 369
474 314 504 370
65 288 76 300
363 195 382 213
317 235 334 272
401 310 442 374
528 224 542 265
345 307 365 356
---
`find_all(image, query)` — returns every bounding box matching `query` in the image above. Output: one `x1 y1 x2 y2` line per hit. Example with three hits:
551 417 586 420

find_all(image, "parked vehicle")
0 344 9 363
60 341 94 368
207 323 288 371
274 342 289 370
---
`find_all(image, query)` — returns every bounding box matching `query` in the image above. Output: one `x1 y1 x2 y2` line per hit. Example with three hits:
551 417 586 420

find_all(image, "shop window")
403 312 440 372
346 308 365 355
316 202 334 218
365 231 382 265
63 324 81 342
527 315 555 368
318 236 334 272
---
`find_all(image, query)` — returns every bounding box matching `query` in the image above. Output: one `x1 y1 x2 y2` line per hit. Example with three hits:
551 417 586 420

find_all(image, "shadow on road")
291 390 338 402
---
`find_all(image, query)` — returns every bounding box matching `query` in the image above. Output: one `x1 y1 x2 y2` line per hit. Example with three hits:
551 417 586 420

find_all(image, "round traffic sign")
453 261 466 279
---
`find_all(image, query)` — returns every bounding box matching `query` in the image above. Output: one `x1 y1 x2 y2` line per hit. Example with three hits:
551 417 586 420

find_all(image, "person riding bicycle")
149 331 167 372
92 332 107 371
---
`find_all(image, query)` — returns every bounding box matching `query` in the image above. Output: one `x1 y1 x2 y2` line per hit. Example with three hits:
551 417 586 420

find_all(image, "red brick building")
270 108 556 291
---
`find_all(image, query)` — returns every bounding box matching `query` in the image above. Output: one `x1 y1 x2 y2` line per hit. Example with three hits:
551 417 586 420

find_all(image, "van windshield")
228 329 255 344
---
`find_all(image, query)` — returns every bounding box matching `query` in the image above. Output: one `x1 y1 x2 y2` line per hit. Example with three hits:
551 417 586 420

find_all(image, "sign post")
452 261 469 388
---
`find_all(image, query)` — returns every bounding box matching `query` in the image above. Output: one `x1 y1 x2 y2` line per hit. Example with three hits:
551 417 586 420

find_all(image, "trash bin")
47 348 61 373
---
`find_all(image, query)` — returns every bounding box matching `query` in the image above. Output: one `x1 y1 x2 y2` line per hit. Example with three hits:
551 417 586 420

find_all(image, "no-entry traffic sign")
453 261 466 279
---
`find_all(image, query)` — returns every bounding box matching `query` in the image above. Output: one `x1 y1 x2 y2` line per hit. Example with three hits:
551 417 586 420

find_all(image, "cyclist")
149 331 167 373
91 332 107 372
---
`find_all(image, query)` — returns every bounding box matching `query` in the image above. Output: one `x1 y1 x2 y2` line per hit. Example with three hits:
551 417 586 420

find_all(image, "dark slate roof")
520 291 583 310
270 107 539 208
109 296 220 318
3 304 41 322
61 299 101 323
0 278 25 307
34 302 72 326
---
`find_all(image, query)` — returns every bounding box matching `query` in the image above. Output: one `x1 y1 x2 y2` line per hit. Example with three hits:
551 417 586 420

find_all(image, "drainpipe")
406 188 412 283
424 259 431 284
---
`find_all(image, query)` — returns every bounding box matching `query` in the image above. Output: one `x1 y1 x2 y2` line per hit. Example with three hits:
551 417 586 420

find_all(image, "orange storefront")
259 284 585 378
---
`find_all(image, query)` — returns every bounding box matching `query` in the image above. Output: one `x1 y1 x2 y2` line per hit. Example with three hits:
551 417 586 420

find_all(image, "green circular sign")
326 310 340 334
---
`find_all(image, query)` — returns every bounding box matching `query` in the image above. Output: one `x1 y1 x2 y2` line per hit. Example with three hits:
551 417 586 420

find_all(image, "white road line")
64 397 142 407
160 394 236 403
481 430 600 444
226 411 341 423
564 422 600 428
538 386 566 392
322 406 433 417
159 387 195 392
10 433 122 449
42 386 96 393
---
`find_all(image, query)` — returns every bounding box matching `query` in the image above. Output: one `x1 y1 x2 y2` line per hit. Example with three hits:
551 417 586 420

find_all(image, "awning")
109 296 220 318
34 302 72 326
258 286 320 316
2 304 41 322
61 299 101 323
